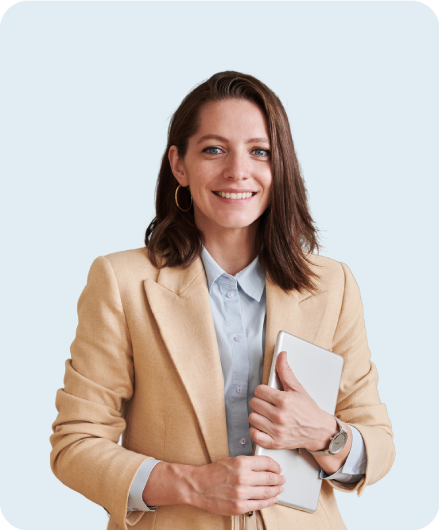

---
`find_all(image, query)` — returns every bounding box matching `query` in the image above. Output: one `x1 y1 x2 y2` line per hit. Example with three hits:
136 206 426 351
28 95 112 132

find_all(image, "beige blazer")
50 247 395 530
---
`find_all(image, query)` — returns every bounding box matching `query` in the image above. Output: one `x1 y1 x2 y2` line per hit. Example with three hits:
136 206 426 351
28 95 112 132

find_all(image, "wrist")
313 423 353 475
184 463 204 508
174 463 200 506
307 412 338 452
142 462 197 507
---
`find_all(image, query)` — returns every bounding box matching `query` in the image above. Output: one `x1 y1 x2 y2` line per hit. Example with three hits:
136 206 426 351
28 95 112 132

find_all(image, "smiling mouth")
213 191 256 199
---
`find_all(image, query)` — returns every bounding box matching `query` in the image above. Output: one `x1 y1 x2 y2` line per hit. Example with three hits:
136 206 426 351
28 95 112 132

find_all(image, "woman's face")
169 99 273 233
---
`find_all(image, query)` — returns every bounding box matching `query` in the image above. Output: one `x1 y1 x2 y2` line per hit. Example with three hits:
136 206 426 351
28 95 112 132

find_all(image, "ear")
168 145 189 187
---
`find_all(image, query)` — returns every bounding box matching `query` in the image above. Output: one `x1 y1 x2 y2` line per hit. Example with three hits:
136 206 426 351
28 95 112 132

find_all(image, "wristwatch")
307 416 348 456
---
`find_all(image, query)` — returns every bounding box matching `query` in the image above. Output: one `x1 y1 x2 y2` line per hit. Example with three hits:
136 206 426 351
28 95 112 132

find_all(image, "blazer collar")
144 255 320 464
153 253 313 303
150 255 205 295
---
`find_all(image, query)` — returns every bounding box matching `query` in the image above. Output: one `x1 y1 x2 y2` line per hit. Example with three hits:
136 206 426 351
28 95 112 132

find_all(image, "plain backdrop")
0 2 438 529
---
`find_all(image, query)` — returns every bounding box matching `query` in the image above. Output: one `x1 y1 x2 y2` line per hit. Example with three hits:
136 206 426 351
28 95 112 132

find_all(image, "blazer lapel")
144 258 230 463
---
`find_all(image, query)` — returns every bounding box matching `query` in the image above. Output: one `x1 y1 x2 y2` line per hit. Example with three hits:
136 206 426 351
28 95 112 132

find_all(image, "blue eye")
254 149 270 156
203 147 222 155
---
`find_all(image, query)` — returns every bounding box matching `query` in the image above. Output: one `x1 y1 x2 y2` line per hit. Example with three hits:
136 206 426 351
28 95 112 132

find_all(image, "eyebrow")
196 134 270 145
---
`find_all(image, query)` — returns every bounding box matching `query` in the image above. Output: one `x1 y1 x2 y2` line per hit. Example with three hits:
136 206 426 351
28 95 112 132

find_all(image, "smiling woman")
146 73 321 290
50 71 395 530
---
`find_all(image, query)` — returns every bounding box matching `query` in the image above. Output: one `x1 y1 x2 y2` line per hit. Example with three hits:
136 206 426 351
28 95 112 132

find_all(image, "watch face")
330 432 348 454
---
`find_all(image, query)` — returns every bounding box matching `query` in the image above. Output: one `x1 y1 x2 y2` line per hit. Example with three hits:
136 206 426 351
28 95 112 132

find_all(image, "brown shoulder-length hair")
145 70 323 295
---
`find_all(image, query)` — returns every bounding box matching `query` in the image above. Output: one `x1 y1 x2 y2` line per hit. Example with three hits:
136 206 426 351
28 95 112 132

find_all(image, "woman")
50 71 395 530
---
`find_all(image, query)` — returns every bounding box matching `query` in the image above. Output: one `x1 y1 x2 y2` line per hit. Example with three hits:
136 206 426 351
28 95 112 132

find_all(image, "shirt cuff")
319 425 367 483
127 458 162 512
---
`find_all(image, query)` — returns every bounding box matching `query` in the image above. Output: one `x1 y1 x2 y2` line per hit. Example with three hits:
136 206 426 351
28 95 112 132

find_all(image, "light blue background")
0 2 438 529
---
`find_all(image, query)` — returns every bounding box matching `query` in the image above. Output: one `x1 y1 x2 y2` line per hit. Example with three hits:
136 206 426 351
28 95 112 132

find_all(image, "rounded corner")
413 0 439 25
0 0 28 28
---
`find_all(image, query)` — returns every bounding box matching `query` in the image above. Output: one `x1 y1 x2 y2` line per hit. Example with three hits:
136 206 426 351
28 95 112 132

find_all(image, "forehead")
195 99 269 138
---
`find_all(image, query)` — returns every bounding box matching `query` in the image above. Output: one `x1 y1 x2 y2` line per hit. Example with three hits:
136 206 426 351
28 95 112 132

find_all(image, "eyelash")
203 146 270 157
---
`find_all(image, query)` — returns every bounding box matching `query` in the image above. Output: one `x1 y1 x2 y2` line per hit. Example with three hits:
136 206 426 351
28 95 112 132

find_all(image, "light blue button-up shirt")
126 247 367 512
201 244 267 457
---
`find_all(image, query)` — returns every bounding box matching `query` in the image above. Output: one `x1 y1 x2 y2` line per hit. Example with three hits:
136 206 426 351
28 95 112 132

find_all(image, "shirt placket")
218 276 252 457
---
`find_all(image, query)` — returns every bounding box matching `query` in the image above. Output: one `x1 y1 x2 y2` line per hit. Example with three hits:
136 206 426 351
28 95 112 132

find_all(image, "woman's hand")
143 455 284 515
248 351 338 453
186 455 285 516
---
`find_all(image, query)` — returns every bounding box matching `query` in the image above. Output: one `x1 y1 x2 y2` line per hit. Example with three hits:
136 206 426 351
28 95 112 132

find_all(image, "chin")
214 215 258 229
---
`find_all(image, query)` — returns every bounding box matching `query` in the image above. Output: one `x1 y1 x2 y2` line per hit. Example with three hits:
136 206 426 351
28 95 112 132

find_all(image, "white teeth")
216 191 255 199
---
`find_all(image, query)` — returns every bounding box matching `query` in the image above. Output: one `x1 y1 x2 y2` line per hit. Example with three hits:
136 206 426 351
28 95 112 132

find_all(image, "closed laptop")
254 330 344 513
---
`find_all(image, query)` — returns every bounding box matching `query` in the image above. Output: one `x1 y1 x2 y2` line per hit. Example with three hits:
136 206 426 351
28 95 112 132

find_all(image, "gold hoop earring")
175 184 193 212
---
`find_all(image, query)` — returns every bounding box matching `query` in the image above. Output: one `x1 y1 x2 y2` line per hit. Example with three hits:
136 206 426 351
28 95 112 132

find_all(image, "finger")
247 484 284 500
249 455 282 474
254 384 285 406
249 396 278 421
249 427 277 450
248 471 285 487
249 413 275 437
275 351 302 391
245 496 279 513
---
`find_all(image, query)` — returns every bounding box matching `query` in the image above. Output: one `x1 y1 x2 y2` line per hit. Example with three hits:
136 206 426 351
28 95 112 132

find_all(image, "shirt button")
226 291 234 298
240 438 247 445
236 386 243 393
234 335 242 342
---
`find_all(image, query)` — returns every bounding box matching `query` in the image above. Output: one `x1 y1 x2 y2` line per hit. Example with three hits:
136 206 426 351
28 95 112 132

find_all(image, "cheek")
188 167 214 198
259 175 273 208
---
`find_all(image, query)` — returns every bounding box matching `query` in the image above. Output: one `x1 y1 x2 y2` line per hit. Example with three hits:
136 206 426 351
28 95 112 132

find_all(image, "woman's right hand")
186 455 285 516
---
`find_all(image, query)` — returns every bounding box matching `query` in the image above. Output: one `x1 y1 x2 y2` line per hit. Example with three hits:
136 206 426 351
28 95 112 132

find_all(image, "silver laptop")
254 330 344 513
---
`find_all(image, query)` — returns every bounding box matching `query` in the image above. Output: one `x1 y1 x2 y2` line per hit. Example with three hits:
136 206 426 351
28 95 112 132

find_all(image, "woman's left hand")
248 351 338 453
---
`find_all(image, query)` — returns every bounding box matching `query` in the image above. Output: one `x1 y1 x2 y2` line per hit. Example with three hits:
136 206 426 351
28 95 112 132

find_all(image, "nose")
223 148 250 181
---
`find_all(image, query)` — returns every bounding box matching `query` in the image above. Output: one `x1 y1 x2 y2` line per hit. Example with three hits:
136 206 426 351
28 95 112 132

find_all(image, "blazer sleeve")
328 261 395 496
49 256 154 530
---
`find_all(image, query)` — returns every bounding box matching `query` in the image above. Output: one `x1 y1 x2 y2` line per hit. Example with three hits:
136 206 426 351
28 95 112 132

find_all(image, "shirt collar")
200 246 266 302
200 246 225 294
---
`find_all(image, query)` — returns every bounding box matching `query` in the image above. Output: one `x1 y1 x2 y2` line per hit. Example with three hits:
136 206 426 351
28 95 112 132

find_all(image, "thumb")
275 351 300 392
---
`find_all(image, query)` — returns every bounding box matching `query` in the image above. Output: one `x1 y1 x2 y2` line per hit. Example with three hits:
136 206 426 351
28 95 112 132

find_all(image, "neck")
197 219 259 277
